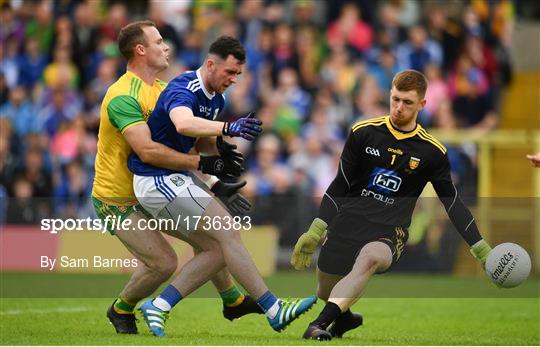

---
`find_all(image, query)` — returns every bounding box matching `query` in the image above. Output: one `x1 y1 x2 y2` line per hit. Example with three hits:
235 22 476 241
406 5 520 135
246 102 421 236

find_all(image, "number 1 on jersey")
390 154 396 165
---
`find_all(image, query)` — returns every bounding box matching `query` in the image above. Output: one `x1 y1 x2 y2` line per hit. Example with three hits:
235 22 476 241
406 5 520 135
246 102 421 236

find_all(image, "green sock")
113 296 136 314
220 286 245 307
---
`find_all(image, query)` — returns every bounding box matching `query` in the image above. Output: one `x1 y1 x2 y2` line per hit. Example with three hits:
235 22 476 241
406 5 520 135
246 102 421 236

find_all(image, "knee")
212 250 226 269
197 239 226 267
201 237 222 252
215 228 242 244
354 253 383 275
206 240 226 267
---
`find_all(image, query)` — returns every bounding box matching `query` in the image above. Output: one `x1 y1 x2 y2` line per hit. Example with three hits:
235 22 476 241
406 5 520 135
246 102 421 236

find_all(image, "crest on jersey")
142 109 152 121
170 175 185 187
409 157 420 170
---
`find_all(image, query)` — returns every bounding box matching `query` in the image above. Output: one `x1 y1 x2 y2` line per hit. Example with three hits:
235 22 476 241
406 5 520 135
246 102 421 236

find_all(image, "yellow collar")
384 116 421 140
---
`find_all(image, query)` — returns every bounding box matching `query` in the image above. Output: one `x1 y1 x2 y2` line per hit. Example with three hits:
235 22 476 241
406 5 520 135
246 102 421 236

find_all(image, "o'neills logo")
491 252 515 281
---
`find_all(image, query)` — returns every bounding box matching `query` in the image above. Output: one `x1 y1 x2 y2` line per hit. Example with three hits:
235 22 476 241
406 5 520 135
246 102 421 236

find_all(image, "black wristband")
222 122 229 136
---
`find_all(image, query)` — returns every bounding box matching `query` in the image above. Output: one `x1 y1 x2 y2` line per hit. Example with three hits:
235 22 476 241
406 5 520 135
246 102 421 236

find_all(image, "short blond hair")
392 70 428 98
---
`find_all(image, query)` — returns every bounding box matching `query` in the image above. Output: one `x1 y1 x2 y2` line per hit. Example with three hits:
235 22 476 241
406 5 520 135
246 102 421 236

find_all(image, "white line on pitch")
0 306 99 315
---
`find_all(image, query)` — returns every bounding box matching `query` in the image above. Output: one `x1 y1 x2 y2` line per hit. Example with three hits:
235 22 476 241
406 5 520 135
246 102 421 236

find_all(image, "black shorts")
317 214 409 276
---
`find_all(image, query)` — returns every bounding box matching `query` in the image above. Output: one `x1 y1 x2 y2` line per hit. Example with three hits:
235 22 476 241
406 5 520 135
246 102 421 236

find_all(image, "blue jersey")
128 69 225 176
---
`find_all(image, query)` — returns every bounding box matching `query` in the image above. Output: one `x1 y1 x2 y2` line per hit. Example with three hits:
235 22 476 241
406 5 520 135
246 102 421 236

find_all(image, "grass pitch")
1 272 538 345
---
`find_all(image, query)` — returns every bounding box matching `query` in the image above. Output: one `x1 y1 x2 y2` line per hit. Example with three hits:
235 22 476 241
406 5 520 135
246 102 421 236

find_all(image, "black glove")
216 137 244 183
217 136 243 163
220 193 251 215
211 180 252 215
211 179 246 196
198 155 242 181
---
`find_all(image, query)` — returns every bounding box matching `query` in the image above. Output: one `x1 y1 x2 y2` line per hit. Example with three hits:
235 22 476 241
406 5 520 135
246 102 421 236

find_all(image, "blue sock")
256 290 278 312
152 285 183 311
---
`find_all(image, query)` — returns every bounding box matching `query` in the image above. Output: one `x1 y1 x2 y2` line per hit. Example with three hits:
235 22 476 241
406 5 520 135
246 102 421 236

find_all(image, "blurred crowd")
0 0 519 238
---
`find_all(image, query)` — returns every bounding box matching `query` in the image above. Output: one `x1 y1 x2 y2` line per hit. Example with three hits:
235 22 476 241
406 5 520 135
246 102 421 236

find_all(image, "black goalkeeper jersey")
333 115 451 228
319 115 482 246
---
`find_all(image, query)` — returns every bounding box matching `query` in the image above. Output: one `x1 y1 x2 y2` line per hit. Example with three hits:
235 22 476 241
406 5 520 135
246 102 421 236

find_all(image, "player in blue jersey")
97 22 270 335
129 36 316 337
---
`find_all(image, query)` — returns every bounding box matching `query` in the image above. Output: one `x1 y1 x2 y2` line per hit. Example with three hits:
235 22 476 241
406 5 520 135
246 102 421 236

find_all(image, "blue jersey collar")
196 68 215 100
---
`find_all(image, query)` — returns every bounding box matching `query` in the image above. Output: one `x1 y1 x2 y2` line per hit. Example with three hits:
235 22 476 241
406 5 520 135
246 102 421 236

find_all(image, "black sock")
310 302 342 329
335 309 353 325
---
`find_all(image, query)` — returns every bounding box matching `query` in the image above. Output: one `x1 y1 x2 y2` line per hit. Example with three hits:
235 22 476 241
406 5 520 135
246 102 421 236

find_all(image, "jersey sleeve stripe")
418 129 446 151
134 79 142 97
129 79 135 98
186 79 196 90
417 131 445 153
187 81 201 92
351 115 387 130
120 120 145 134
352 120 386 132
417 131 446 154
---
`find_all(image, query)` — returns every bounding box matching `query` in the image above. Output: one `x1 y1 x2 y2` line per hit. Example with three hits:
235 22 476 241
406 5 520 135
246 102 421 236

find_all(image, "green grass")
1 272 539 345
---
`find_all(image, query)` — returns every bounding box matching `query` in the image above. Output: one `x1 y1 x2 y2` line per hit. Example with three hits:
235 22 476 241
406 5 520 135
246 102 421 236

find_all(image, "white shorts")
133 173 213 233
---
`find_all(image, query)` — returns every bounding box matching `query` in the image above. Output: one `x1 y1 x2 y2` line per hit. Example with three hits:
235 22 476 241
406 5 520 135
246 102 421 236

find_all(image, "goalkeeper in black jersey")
291 70 493 340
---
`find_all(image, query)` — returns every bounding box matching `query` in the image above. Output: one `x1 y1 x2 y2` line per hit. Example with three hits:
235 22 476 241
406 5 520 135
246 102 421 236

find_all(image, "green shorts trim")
91 196 151 234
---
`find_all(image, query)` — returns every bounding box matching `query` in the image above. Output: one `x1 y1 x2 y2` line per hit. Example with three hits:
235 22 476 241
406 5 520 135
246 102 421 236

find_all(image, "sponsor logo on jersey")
361 189 395 205
369 168 402 193
199 105 213 117
409 157 420 170
387 148 403 155
365 147 380 157
170 175 185 187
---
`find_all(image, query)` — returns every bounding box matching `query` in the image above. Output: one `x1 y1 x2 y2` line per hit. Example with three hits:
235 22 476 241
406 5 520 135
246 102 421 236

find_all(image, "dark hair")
117 20 156 61
392 69 428 99
208 36 245 63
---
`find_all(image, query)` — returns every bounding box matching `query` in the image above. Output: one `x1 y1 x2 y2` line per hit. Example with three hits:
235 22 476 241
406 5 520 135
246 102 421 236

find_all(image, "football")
485 243 532 288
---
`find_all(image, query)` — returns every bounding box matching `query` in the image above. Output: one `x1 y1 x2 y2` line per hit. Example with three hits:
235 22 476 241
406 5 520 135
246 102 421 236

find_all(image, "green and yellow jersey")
92 70 167 206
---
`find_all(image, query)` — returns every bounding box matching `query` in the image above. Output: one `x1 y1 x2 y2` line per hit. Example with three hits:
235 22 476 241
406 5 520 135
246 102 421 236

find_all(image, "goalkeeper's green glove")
470 239 492 267
290 218 327 270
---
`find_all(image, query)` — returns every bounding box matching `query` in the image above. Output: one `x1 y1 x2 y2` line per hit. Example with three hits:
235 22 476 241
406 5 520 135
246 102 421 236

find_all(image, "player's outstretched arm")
124 123 200 171
432 178 492 266
171 107 262 141
171 106 223 137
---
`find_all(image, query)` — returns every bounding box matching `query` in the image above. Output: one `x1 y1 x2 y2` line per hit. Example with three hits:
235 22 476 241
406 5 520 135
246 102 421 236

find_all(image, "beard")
390 112 417 130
